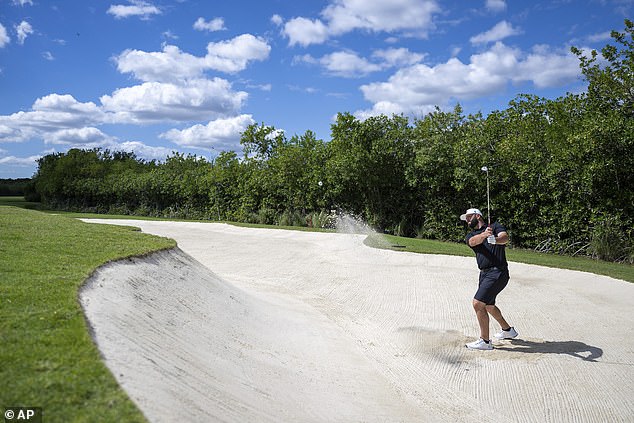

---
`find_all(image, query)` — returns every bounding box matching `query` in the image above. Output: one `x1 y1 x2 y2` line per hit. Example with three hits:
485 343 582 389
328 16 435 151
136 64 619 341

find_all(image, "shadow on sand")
495 339 603 362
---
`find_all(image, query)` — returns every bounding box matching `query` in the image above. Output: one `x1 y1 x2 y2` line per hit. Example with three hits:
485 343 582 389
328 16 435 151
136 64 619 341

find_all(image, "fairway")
81 219 634 422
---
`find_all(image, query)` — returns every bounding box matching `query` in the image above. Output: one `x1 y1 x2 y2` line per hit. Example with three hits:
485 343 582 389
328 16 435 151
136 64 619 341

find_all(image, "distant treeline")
27 21 634 262
0 178 32 196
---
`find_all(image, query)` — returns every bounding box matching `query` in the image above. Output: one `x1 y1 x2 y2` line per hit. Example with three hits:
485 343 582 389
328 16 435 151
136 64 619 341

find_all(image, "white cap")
460 208 482 221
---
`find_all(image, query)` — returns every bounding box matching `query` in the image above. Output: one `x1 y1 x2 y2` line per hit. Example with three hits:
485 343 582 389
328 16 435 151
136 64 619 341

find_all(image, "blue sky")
0 0 631 178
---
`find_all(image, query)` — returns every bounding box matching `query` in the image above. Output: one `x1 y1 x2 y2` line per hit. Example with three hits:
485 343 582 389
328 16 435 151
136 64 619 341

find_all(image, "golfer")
461 208 518 350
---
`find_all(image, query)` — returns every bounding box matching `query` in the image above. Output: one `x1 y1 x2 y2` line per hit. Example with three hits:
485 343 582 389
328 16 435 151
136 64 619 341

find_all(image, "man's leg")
486 304 511 330
472 299 490 340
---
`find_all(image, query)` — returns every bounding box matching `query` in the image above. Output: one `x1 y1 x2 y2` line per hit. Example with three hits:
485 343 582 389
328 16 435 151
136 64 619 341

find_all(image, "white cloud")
245 82 272 91
586 31 612 43
43 127 110 145
296 48 424 77
357 42 580 118
323 0 439 35
12 0 33 5
162 30 178 40
0 76 249 143
204 34 271 73
16 21 33 45
283 0 440 46
0 155 40 166
0 24 10 47
193 17 225 32
107 1 161 20
284 17 329 47
115 45 207 83
0 94 105 142
42 51 54 60
115 35 271 81
160 114 255 151
320 51 383 77
100 78 247 123
485 0 506 12
515 45 580 88
0 123 26 141
271 14 283 26
470 21 521 45
372 48 425 67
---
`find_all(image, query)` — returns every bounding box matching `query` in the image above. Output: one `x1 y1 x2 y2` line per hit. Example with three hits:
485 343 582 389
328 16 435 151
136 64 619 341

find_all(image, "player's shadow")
495 339 603 362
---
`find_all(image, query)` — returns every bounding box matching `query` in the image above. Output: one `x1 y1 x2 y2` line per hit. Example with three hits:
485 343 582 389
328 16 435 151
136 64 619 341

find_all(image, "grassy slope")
0 206 175 422
365 233 633 283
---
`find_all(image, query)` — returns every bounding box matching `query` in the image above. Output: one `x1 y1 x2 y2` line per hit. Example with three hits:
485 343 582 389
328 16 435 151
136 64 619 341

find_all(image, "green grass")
0 196 41 210
365 233 634 283
0 206 175 422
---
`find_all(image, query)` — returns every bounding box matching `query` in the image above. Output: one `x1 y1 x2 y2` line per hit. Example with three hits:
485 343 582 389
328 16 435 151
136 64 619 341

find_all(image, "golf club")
481 166 490 226
481 166 496 245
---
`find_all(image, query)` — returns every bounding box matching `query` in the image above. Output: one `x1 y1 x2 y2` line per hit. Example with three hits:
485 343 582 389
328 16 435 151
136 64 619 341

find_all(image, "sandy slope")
80 220 634 422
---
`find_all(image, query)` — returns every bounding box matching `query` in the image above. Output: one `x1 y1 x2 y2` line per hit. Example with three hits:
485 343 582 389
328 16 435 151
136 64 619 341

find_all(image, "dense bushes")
0 178 32 196
29 21 634 262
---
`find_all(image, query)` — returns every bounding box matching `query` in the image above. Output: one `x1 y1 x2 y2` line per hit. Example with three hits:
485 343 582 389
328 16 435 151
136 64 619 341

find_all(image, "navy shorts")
474 267 509 305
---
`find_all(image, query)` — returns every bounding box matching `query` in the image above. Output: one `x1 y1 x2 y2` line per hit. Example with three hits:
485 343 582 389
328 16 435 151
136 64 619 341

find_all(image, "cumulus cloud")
107 1 161 20
356 42 580 118
0 155 41 166
1 32 268 160
193 17 225 32
517 45 580 88
485 0 506 12
284 17 329 47
16 21 33 45
323 0 439 35
115 45 207 83
470 21 522 45
585 31 612 43
0 24 10 47
205 34 271 73
100 78 248 123
299 51 382 77
115 34 271 81
0 76 248 144
43 127 111 145
283 0 440 46
372 48 425 67
160 114 255 151
295 47 424 77
270 14 283 26
0 94 105 142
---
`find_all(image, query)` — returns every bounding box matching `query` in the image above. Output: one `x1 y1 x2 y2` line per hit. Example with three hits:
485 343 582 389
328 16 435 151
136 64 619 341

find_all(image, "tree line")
26 21 633 262
0 178 31 196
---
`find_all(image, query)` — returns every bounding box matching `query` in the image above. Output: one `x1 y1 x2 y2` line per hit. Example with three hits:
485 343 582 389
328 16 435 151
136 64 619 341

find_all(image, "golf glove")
487 235 496 245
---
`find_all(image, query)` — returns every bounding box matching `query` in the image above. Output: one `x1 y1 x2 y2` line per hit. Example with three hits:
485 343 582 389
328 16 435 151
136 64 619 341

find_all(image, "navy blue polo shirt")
465 221 508 270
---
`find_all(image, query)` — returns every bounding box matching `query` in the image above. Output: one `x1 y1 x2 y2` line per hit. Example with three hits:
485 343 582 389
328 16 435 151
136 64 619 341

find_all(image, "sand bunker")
80 220 634 422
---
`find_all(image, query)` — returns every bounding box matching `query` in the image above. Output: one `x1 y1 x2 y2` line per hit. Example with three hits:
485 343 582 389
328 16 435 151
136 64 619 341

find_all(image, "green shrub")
590 216 632 262
278 210 305 227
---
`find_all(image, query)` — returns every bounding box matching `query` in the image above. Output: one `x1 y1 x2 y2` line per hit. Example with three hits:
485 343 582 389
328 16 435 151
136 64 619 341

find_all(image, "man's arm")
468 227 493 247
495 231 509 245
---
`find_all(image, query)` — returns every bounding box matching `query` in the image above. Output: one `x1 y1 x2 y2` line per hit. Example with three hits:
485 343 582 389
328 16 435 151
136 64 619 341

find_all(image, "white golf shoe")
466 338 493 350
494 327 518 340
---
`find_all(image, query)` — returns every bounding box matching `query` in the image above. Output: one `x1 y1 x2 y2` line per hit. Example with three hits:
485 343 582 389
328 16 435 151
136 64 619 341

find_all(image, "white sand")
80 220 634 422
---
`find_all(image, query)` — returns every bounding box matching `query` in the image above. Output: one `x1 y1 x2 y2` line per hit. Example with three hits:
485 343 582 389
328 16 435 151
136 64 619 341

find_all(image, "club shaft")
486 170 491 226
